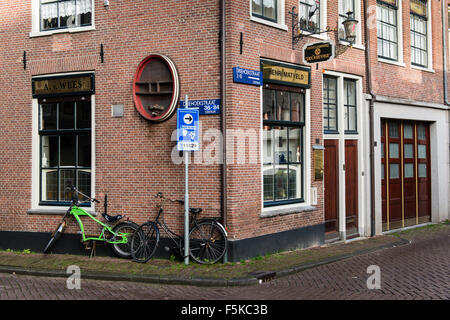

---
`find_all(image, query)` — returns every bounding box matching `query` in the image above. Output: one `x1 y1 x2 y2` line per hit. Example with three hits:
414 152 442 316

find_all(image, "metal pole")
184 95 190 265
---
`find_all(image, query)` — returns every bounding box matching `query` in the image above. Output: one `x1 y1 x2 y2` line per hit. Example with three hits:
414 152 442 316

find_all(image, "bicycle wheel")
43 220 66 254
189 221 227 264
110 222 140 259
131 222 160 263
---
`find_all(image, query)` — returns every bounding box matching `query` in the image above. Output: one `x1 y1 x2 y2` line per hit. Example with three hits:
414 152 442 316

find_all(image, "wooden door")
345 140 358 235
324 140 339 234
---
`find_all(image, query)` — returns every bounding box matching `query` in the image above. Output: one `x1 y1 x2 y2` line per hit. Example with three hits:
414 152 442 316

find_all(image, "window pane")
288 127 302 162
60 169 76 201
252 0 262 15
274 127 288 164
263 89 276 121
381 163 385 180
418 144 426 159
418 163 427 177
404 144 413 158
41 136 58 168
78 134 91 167
291 92 304 122
288 164 302 199
404 163 414 178
59 0 76 27
77 0 92 26
78 170 91 202
59 101 75 129
274 165 288 200
276 91 290 121
41 3 58 30
417 124 426 140
388 122 399 137
60 136 76 166
389 143 399 158
263 0 276 20
381 142 385 158
76 100 91 128
40 103 57 130
404 124 413 139
263 126 273 164
42 170 58 201
390 163 399 179
263 165 274 201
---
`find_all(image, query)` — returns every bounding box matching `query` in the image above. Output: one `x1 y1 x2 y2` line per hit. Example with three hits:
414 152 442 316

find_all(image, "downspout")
363 0 376 236
220 0 228 259
442 0 450 105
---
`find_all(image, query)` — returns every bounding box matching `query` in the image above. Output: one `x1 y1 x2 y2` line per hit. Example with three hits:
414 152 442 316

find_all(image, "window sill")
29 25 95 38
377 58 405 68
411 65 435 73
338 41 365 51
260 204 316 218
250 16 288 31
27 207 97 216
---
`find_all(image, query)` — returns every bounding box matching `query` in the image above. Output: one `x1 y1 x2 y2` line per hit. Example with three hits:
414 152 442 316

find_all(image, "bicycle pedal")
164 246 170 252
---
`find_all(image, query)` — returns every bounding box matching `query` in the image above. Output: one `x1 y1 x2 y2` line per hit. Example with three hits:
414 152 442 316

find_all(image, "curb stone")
0 237 409 287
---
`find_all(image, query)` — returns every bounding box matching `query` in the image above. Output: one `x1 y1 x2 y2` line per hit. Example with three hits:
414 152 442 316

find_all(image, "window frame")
38 97 92 206
251 0 278 23
377 1 399 61
31 0 95 37
344 78 358 134
263 85 306 207
323 75 339 134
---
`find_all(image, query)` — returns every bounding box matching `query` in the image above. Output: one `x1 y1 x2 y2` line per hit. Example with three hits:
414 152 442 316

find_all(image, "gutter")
220 0 228 259
442 0 450 106
363 0 376 237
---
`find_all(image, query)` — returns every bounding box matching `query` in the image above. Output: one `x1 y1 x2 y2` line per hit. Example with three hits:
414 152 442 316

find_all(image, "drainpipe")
363 0 376 237
442 0 450 106
220 0 228 261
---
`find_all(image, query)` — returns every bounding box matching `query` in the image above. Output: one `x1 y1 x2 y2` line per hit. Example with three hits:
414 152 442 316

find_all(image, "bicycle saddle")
189 208 202 215
102 213 123 223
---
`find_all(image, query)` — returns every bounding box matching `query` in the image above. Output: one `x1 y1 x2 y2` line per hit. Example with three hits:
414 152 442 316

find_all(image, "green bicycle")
43 186 139 258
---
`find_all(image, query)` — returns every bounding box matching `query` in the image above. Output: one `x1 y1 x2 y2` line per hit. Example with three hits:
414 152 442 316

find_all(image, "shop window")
377 0 399 61
410 0 428 67
39 97 91 205
252 0 277 22
40 0 92 31
263 87 305 206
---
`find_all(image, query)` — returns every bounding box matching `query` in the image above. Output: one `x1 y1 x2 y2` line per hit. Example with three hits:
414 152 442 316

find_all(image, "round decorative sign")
133 54 180 122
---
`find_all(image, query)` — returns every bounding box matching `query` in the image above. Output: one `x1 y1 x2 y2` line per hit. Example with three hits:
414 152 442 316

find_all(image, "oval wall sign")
133 54 180 122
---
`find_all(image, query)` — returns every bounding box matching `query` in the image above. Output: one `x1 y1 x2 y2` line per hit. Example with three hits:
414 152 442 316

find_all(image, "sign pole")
184 95 190 265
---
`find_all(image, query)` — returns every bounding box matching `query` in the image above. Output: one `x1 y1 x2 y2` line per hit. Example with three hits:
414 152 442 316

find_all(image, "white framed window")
410 0 433 71
377 0 404 65
31 0 95 37
250 0 287 31
298 0 328 39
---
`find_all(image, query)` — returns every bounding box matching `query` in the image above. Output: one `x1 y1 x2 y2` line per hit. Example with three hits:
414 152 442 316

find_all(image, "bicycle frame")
69 205 129 245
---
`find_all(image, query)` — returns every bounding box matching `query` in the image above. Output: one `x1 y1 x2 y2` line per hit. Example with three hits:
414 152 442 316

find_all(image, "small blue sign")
180 99 221 115
177 108 200 151
233 67 262 86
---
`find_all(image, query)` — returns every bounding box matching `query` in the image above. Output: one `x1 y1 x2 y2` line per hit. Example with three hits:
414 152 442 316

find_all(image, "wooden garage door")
381 120 431 231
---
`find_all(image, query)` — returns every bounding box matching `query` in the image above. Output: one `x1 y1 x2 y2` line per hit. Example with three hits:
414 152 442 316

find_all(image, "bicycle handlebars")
66 185 100 204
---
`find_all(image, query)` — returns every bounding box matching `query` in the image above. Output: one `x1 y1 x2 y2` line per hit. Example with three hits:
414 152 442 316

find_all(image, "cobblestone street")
0 227 448 301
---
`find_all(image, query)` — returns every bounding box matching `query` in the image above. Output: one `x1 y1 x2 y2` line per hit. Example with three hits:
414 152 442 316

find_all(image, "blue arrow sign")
177 108 199 151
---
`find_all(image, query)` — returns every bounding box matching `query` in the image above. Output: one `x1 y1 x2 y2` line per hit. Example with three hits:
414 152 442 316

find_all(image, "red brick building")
0 0 448 261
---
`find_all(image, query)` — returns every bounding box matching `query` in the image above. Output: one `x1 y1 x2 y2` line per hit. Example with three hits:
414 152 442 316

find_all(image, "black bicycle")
130 192 228 264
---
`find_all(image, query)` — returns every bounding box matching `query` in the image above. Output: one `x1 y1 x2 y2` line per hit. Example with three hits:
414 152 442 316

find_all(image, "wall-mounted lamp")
104 0 109 8
289 6 358 54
